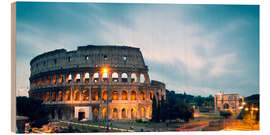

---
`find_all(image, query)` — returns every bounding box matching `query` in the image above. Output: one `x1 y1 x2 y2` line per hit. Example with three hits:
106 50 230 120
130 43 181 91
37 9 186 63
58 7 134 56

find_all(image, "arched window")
51 92 56 101
140 90 146 100
73 90 80 101
102 108 107 119
93 108 99 120
38 78 41 86
121 91 128 100
75 74 80 83
84 72 90 83
140 107 145 118
93 73 99 82
67 74 72 83
223 103 229 109
112 72 119 82
65 90 71 101
112 91 118 100
122 108 127 119
102 72 108 82
131 108 136 119
81 90 89 101
140 74 145 83
42 78 46 86
52 75 57 84
46 92 50 101
57 91 63 101
112 108 118 119
92 90 98 101
58 74 63 84
102 91 108 100
131 73 137 83
121 73 128 82
131 90 137 100
47 76 51 85
149 90 154 100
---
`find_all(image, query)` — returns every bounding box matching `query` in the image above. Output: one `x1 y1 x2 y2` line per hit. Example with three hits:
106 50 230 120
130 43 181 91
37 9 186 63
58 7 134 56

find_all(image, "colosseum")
28 45 166 121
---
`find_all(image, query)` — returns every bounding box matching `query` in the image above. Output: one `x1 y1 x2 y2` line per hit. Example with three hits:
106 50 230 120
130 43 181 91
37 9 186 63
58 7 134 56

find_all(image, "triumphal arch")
214 93 242 115
28 45 166 121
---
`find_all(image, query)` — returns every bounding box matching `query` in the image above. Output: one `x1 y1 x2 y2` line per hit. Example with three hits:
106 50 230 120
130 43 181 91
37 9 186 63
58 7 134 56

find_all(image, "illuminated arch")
102 108 108 119
57 90 63 101
121 108 127 119
112 91 118 100
65 90 71 101
140 107 145 119
93 73 99 82
121 90 128 100
131 108 136 119
112 108 118 119
131 73 137 83
73 90 80 101
102 90 108 100
131 90 137 100
140 90 146 100
81 90 89 101
140 74 145 83
92 90 98 101
121 73 128 82
75 73 80 83
51 92 56 101
112 72 119 82
84 72 90 82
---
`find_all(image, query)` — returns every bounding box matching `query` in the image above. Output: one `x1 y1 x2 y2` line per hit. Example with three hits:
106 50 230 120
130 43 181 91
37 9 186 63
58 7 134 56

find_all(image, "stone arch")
102 90 108 100
140 74 145 83
121 73 128 82
92 90 98 101
140 90 146 100
223 103 229 109
131 108 136 119
58 109 63 120
42 78 46 86
112 72 119 82
73 90 80 101
65 90 71 101
81 89 89 101
58 74 63 84
149 90 154 100
140 107 145 119
121 90 128 100
93 72 99 82
83 72 90 82
74 73 81 83
131 73 137 83
121 108 127 119
93 108 99 121
112 108 118 119
102 108 108 119
51 92 56 101
57 90 63 101
47 76 51 85
46 91 50 101
52 75 57 84
67 74 72 83
112 91 118 100
102 72 108 82
131 90 137 100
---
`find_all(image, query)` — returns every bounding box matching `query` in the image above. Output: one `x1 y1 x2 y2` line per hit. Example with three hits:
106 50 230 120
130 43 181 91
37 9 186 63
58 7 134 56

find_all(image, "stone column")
127 72 131 83
89 106 93 120
80 72 84 83
89 87 92 102
118 72 122 83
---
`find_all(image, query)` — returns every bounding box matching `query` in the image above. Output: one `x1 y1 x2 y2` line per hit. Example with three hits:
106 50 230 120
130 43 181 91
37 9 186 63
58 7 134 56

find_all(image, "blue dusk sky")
16 2 259 97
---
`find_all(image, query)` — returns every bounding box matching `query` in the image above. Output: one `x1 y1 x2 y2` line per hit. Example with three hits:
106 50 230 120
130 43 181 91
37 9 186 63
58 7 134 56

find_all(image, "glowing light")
102 67 109 73
245 108 249 111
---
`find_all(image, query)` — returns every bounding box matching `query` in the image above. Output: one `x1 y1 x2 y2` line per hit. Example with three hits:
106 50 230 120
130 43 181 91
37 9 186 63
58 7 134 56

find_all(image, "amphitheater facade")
28 45 166 121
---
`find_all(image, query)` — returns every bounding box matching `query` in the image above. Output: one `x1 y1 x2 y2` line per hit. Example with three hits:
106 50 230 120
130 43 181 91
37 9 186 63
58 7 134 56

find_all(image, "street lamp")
106 98 112 132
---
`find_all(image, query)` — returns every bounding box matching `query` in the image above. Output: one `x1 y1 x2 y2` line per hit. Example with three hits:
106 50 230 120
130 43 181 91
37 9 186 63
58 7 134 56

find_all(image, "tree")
160 96 167 122
17 96 50 128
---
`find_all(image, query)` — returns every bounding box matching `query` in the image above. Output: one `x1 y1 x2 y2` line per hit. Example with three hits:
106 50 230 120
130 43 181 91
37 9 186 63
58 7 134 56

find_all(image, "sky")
16 2 259 97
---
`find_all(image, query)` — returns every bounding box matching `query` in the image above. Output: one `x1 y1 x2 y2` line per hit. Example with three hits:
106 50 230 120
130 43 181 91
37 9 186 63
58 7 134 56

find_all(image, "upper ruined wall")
30 45 148 77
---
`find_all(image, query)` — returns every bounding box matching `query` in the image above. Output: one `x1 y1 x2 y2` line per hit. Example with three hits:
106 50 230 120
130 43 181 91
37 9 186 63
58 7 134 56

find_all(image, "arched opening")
67 74 72 83
102 72 108 82
51 109 56 119
73 90 80 101
102 108 107 119
78 109 85 121
46 92 50 101
84 72 90 83
121 73 128 82
65 90 70 101
47 76 51 85
112 72 119 82
131 73 137 83
223 103 229 109
38 78 41 86
58 109 63 120
67 109 71 120
93 108 99 121
75 73 80 83
58 74 63 84
121 108 127 119
42 78 46 86
140 90 146 100
140 107 145 119
112 91 118 100
121 91 128 100
140 74 145 83
112 108 118 119
149 90 154 100
81 90 89 101
93 73 99 82
131 90 137 100
92 90 98 101
52 75 57 84
57 91 63 101
131 108 136 119
51 92 56 101
102 91 108 100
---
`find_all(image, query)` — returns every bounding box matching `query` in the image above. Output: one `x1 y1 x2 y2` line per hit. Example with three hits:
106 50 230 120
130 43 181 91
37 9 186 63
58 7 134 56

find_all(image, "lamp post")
106 99 112 132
